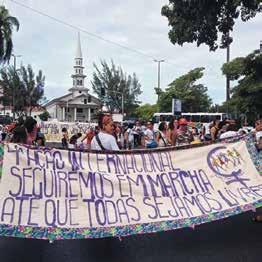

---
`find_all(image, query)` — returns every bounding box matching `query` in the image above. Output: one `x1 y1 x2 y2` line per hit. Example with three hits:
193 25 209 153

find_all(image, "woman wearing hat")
173 118 194 146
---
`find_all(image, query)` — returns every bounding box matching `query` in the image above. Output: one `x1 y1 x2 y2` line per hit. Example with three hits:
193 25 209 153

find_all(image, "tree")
91 60 142 115
20 65 45 114
0 66 24 115
222 49 262 123
38 111 50 121
135 104 159 121
161 1 262 51
0 5 20 64
158 67 212 112
0 64 45 116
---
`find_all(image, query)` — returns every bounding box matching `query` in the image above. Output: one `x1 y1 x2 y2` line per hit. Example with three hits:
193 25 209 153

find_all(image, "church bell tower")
69 32 88 95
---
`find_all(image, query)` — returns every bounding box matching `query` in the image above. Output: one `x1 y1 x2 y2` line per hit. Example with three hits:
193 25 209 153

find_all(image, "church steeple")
76 32 82 58
69 32 88 94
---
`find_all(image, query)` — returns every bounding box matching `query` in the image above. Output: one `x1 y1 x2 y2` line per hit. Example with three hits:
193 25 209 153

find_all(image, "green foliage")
38 111 50 121
0 65 45 115
222 57 246 80
20 65 45 113
135 104 159 121
158 67 212 112
222 50 262 122
0 5 20 64
161 1 262 51
91 60 142 115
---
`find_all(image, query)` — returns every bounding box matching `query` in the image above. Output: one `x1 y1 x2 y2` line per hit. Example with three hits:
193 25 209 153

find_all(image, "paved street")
0 211 261 262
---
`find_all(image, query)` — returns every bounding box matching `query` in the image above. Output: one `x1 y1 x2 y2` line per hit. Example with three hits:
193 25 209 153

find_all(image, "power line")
8 0 221 75
8 0 162 62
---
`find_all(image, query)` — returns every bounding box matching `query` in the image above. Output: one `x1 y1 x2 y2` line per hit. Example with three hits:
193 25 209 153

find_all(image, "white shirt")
91 132 119 151
133 125 141 135
126 128 134 142
219 131 238 139
144 129 154 145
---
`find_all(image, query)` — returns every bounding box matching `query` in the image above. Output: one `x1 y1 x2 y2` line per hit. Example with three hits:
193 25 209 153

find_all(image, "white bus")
152 112 228 131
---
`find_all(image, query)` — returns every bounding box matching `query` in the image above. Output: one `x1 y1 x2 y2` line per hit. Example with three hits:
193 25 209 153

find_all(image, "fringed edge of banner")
0 200 261 241
0 134 260 240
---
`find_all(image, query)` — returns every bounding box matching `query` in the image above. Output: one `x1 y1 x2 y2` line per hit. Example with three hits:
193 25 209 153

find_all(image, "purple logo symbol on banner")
207 146 249 187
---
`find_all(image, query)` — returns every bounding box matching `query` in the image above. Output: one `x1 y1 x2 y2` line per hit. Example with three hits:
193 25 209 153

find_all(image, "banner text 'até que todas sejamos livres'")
0 135 261 240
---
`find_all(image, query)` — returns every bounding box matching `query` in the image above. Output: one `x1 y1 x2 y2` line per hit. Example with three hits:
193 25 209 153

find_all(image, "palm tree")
0 5 20 64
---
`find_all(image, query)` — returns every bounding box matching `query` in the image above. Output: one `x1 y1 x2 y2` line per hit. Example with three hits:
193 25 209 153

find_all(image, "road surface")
0 211 261 262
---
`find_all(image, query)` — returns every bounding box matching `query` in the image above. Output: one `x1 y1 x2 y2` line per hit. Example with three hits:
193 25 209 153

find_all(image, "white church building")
45 34 101 122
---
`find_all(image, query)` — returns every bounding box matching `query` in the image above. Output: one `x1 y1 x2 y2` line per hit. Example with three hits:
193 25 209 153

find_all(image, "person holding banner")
167 117 178 146
81 127 95 150
173 118 194 146
156 121 169 147
91 114 119 151
61 127 69 149
144 121 158 148
11 125 27 144
23 117 38 145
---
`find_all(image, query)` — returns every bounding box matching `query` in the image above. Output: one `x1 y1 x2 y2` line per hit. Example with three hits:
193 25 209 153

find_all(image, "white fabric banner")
0 140 261 232
39 121 96 142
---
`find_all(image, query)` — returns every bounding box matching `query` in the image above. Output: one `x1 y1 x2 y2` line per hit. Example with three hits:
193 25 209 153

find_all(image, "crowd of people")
59 113 262 152
0 116 45 146
0 114 260 153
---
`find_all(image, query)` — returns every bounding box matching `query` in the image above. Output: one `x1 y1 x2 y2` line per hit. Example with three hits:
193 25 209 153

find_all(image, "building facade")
45 33 101 122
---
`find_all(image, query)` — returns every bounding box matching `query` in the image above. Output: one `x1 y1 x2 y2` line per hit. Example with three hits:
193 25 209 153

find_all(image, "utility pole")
121 93 124 117
154 59 165 101
226 44 230 102
260 40 262 53
11 54 22 119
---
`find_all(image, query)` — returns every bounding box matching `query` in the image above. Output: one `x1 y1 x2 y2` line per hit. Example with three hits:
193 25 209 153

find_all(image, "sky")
3 0 262 106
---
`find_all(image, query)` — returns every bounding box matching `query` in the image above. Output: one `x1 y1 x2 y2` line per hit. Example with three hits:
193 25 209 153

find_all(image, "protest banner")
39 121 97 142
0 135 261 240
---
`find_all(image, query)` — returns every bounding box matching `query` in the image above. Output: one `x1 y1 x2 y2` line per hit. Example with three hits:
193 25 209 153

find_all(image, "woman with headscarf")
91 114 119 151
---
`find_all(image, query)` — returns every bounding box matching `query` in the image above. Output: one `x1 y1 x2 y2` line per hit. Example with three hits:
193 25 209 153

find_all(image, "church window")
91 109 94 113
88 96 91 103
79 91 82 94
79 80 83 85
84 99 87 104
77 108 83 113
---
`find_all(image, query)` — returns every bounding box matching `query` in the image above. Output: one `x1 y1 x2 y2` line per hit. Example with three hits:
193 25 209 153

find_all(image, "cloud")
6 0 262 107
